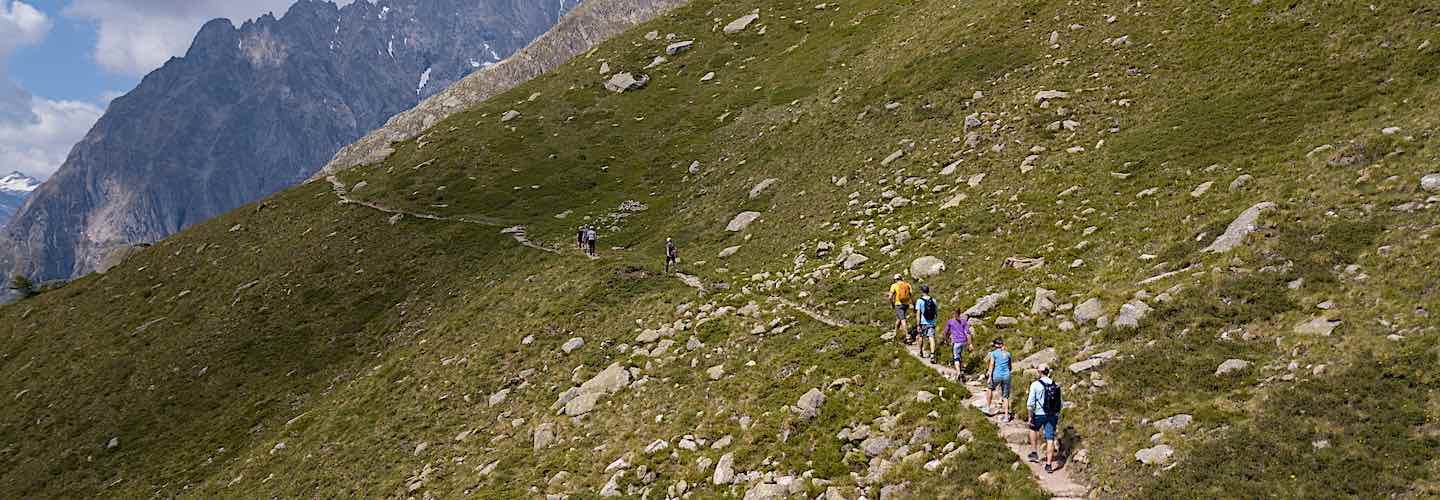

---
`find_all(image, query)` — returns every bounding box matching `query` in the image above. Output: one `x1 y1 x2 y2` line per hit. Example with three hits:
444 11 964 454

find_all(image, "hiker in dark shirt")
665 238 679 273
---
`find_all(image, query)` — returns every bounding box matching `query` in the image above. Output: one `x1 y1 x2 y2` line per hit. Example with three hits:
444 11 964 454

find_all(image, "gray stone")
501 110 521 122
534 423 557 450
861 436 893 457
888 196 912 208
1034 90 1070 103
1073 298 1105 324
910 256 946 278
1030 288 1057 315
995 316 1019 327
841 253 869 270
1191 181 1214 198
1230 174 1254 192
1215 358 1251 376
1294 317 1341 336
727 211 762 232
1422 174 1440 192
1203 202 1277 253
604 72 650 93
963 291 1009 317
489 389 510 406
1015 348 1057 372
749 178 779 198
600 471 624 496
665 40 694 55
796 388 827 419
1135 444 1175 465
1153 414 1193 432
707 365 725 380
1114 300 1153 329
712 453 736 484
724 13 760 34
1068 358 1105 374
719 246 742 258
881 150 905 166
565 392 603 416
743 483 788 500
561 337 585 353
916 390 935 403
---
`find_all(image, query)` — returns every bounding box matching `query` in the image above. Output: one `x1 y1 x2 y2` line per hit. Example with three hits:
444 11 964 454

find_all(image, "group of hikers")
575 226 599 256
887 275 1065 473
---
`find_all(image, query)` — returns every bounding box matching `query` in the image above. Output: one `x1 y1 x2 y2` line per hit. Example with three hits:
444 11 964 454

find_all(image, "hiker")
941 308 972 380
984 337 1013 421
665 238 679 273
887 274 914 342
914 285 939 360
585 226 598 256
1027 365 1063 473
577 226 587 251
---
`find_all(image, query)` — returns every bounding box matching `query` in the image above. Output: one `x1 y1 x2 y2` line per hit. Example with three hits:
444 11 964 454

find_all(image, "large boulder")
795 388 827 419
1135 445 1175 465
1114 300 1153 329
963 291 1009 317
1421 173 1440 192
724 12 760 34
1073 298 1105 324
604 72 649 92
727 211 762 232
910 256 946 279
580 363 631 395
861 436 893 457
712 453 736 485
1030 288 1057 315
1014 348 1057 372
1202 202 1277 253
1153 414 1193 432
841 253 870 270
1215 358 1251 376
1294 317 1341 336
749 178 779 198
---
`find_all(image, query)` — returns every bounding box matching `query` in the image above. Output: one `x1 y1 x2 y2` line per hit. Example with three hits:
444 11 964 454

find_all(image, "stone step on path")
902 343 1090 500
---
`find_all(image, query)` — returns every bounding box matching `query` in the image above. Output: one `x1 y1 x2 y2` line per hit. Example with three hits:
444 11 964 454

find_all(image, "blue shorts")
1030 413 1059 441
894 304 910 320
988 377 1011 398
952 344 965 364
918 325 936 338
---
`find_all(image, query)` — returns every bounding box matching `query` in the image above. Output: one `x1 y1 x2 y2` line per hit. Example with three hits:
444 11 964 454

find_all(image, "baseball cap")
894 274 903 280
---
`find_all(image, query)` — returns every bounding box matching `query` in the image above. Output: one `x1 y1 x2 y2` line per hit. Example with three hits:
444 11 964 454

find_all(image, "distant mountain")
3 0 581 281
0 171 39 227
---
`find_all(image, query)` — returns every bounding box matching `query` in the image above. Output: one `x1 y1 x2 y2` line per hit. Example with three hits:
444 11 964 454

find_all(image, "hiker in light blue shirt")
1026 365 1062 473
913 285 939 361
985 337 1013 421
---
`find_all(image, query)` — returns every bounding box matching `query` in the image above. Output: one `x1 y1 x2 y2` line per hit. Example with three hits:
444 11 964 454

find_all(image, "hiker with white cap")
664 237 679 273
1026 365 1063 473
886 274 914 342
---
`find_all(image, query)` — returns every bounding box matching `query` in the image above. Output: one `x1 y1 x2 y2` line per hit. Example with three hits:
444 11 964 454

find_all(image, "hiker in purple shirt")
941 308 973 381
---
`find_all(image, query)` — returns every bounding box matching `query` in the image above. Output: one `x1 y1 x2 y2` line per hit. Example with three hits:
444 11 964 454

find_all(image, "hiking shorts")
1030 413 1059 441
918 325 936 338
952 343 966 364
988 377 1011 398
894 303 909 320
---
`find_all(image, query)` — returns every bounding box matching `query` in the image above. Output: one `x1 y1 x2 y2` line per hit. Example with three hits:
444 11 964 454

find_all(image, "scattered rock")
534 423 557 450
881 150 905 166
107 437 120 449
861 436 893 457
1153 414 1193 432
727 211 763 232
604 72 649 93
1203 202 1277 253
666 40 694 55
795 388 827 419
916 390 935 403
1135 444 1174 465
707 365 725 380
489 389 510 406
1230 174 1254 192
1073 298 1105 324
964 291 1009 318
562 337 585 353
1015 348 1057 372
1034 90 1070 103
995 316 1019 327
749 178 779 198
841 253 870 270
1421 174 1440 192
719 246 742 258
910 256 946 279
712 453 736 485
501 110 521 122
1114 300 1153 329
725 12 760 34
1294 317 1341 336
1190 181 1214 198
1215 359 1251 376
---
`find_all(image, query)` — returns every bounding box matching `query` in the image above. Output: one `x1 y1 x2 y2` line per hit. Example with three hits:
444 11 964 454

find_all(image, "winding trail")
327 175 555 252
903 345 1089 500
768 296 850 328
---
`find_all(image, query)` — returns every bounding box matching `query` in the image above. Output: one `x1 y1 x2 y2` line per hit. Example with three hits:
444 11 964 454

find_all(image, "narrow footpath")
326 175 554 252
903 344 1090 500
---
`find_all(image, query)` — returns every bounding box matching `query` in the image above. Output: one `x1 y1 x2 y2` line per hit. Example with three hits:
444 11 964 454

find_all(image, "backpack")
1041 380 1063 414
920 297 938 323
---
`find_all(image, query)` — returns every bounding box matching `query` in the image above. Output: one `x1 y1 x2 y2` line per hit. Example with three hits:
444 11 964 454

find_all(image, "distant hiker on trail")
577 226 587 251
914 285 939 360
665 238 679 273
585 227 599 257
985 337 1013 421
1027 365 1063 473
887 274 914 342
941 308 973 380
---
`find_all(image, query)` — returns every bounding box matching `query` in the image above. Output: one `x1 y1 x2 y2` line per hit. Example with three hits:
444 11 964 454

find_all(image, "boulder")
995 316 1019 327
724 13 760 34
1215 358 1251 376
1153 414 1193 432
501 110 521 122
562 337 585 353
1014 348 1057 372
604 72 649 93
1422 174 1440 192
749 178 779 199
841 253 870 270
1202 202 1277 253
888 197 912 208
565 392 603 416
1230 174 1254 192
1034 90 1070 103
796 388 827 419
727 211 762 232
1114 300 1153 329
665 40 694 55
1135 444 1174 465
940 193 968 209
707 365 725 380
1073 298 1105 324
963 291 1009 317
916 390 935 403
910 256 946 279
534 423 556 450
1030 288 1057 315
580 363 632 395
743 483 788 500
719 246 742 258
1294 317 1341 336
712 453 736 485
861 436 893 457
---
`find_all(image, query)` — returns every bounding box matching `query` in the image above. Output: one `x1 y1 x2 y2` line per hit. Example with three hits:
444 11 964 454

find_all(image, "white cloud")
66 0 357 76
0 96 103 177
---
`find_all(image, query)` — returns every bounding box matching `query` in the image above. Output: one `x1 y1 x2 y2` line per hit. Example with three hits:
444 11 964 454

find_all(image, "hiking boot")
1027 452 1040 463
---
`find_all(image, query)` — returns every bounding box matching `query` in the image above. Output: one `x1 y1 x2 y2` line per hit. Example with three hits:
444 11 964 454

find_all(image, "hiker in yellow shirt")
887 274 914 342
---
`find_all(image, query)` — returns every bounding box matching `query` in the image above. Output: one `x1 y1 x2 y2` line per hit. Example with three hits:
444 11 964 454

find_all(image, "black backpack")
1041 380 1062 414
920 297 938 323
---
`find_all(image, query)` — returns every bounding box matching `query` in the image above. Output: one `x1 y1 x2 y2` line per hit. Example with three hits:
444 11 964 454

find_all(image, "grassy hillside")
3 0 1439 498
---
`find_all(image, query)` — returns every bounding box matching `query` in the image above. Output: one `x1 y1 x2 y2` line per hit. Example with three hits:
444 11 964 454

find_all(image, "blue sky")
0 0 322 179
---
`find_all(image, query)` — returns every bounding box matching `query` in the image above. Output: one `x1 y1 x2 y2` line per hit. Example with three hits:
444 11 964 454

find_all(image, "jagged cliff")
2 0 579 281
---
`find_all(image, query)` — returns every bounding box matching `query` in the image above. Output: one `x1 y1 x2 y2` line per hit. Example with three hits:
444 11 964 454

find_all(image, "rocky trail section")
903 344 1090 500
